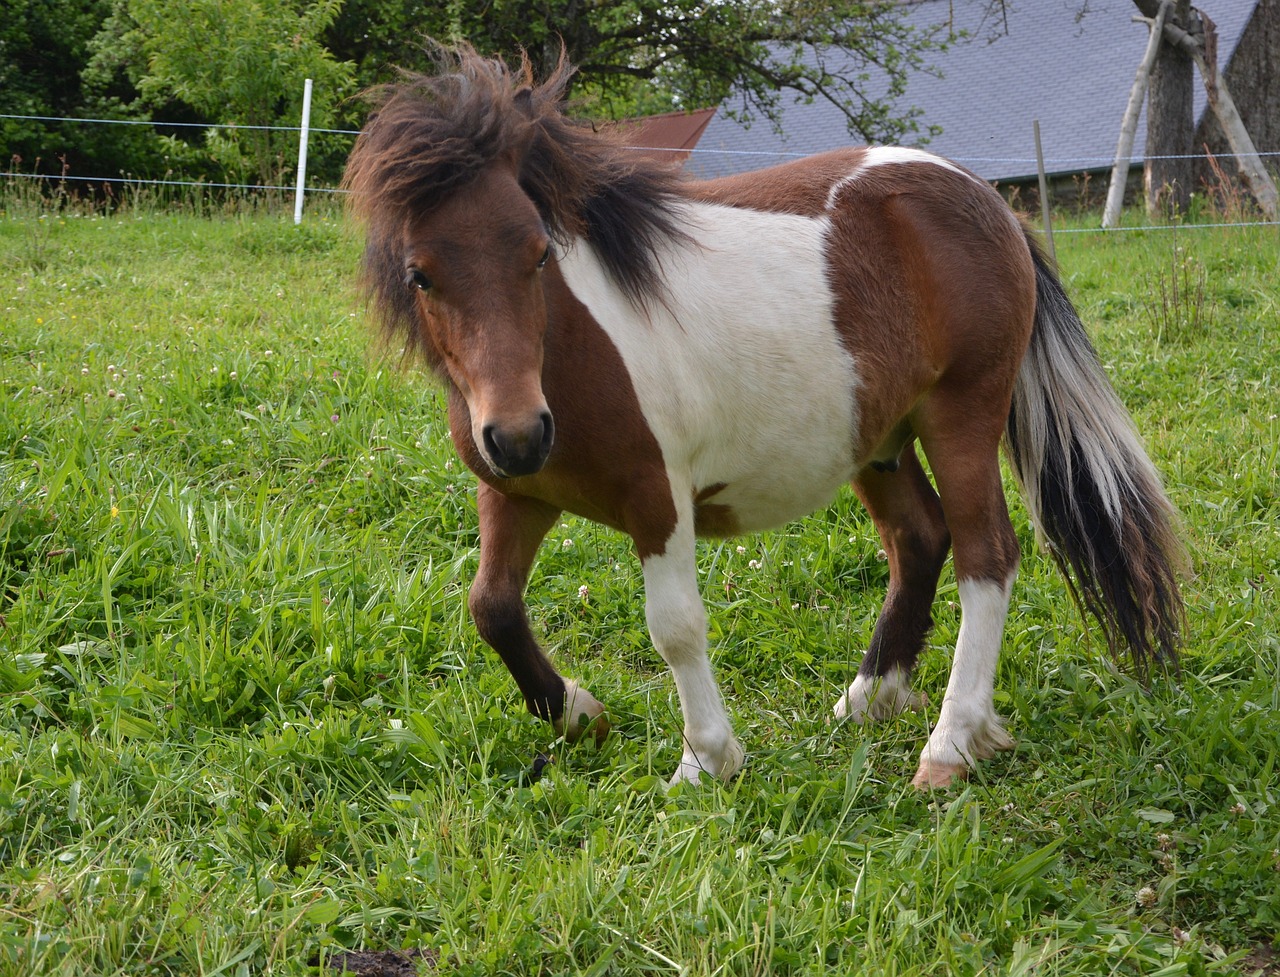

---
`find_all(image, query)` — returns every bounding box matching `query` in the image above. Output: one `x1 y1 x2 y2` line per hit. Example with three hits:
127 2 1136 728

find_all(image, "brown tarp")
614 107 717 167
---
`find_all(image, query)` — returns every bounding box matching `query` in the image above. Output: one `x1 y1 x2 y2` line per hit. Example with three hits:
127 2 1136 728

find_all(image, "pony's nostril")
538 412 555 456
482 424 502 463
481 416 551 477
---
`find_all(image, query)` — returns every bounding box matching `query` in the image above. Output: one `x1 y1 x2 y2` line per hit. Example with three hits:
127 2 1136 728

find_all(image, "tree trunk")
1144 0 1195 217
1133 0 1279 219
1195 0 1280 181
1162 15 1279 218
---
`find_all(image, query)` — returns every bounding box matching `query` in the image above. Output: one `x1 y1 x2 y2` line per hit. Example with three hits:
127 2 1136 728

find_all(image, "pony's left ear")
506 85 541 168
513 86 535 118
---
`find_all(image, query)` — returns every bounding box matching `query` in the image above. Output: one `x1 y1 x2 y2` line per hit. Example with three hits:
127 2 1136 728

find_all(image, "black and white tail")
1006 239 1187 671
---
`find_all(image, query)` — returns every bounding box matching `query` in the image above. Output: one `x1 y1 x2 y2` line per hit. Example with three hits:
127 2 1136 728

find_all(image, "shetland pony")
342 46 1185 787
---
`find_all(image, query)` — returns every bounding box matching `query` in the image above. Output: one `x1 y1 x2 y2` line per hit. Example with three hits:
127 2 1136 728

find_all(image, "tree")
327 0 954 146
99 0 354 186
4 0 973 192
1195 0 1280 183
0 0 159 180
1143 0 1194 215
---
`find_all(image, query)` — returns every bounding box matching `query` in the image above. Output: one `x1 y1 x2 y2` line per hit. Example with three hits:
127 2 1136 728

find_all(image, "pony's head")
342 43 687 478
343 45 569 476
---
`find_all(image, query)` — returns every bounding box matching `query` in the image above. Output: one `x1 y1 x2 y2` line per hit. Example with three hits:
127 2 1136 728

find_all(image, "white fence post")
294 78 313 225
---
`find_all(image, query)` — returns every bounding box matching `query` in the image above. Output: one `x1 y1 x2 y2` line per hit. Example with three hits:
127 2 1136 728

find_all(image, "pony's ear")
513 86 535 118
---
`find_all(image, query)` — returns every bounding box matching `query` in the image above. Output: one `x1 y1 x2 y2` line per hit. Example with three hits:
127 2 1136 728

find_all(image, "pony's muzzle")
482 411 555 477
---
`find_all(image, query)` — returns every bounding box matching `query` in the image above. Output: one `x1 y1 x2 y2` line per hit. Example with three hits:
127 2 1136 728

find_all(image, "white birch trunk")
1103 1 1171 228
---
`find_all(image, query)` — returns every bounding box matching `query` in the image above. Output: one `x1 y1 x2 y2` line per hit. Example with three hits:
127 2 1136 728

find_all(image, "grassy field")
0 196 1277 976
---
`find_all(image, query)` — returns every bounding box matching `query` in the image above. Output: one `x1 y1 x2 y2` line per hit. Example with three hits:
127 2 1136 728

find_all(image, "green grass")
0 203 1277 976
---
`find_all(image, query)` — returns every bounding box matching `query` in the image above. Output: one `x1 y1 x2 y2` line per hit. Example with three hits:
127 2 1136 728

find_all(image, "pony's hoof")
668 737 745 786
556 680 609 745
833 669 924 723
911 759 969 789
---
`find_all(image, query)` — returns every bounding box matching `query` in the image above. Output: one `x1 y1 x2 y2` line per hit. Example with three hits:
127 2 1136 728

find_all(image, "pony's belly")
685 377 859 534
696 463 853 536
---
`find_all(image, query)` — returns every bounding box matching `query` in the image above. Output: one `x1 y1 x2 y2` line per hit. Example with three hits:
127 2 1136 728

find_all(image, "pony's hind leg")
469 483 607 742
641 510 744 785
834 448 949 723
913 404 1021 787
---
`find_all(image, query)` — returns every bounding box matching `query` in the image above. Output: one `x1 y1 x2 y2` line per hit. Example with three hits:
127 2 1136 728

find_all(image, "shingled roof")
684 0 1259 183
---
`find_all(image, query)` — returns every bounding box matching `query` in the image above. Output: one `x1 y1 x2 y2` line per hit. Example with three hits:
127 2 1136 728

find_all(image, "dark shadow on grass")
315 947 438 976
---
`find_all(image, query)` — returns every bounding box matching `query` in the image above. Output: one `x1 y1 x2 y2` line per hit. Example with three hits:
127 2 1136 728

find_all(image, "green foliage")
328 0 946 141
123 0 354 185
5 0 954 194
2 0 356 189
0 206 1276 974
0 0 162 180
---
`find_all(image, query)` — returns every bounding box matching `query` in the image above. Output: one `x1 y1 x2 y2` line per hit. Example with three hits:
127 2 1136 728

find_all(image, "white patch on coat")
558 201 860 534
824 146 987 211
555 680 607 741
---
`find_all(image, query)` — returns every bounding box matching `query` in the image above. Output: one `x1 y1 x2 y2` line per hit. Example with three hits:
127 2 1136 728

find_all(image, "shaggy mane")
341 43 690 359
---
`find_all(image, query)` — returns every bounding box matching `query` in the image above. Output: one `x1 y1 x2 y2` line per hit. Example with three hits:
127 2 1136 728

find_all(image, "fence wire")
4 111 1278 234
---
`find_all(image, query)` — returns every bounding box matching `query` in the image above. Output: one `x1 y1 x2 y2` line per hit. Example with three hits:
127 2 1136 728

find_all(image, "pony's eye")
408 269 432 291
537 245 552 270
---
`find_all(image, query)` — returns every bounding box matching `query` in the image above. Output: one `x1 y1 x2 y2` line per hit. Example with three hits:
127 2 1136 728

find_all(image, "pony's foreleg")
469 483 607 742
835 449 949 723
642 515 744 785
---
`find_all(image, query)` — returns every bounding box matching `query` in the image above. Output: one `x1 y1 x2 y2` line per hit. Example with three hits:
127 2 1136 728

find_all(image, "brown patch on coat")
852 449 951 678
692 149 867 216
691 483 740 537
697 149 1035 471
467 486 566 720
